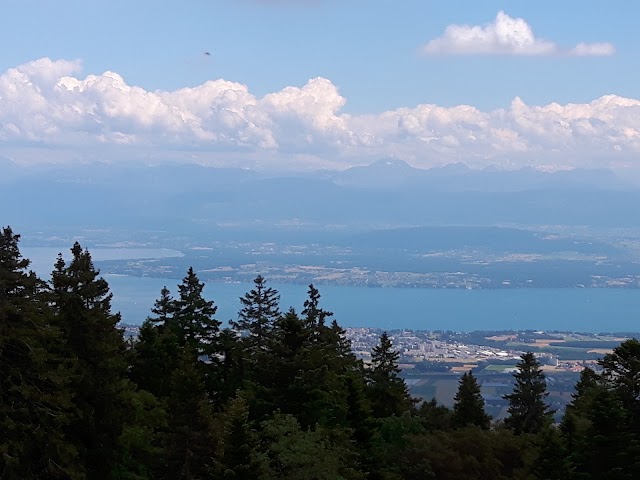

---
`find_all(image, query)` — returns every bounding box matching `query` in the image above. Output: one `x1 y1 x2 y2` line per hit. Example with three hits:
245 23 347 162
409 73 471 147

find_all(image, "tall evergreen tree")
594 340 640 478
367 332 414 418
578 387 632 479
531 426 572 480
50 242 133 479
258 308 310 418
230 275 280 350
297 317 362 428
301 285 357 371
0 227 81 479
452 371 491 429
130 286 181 399
302 283 332 330
172 268 226 408
133 279 221 477
165 346 217 479
503 352 554 435
416 398 452 431
326 319 357 361
600 338 640 427
569 366 603 413
149 286 175 326
560 366 605 465
214 395 267 479
172 267 220 356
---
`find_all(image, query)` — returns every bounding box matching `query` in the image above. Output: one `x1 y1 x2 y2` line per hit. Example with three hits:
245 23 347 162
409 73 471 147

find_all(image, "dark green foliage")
51 242 135 479
531 427 571 480
400 428 505 480
345 374 375 447
560 341 640 479
216 328 247 404
257 414 362 480
417 398 453 431
130 316 181 399
452 371 491 429
149 286 174 325
504 352 554 435
164 346 216 479
302 283 333 329
367 332 414 418
173 267 220 356
369 412 427 479
113 388 167 480
600 338 640 426
130 286 181 399
560 367 603 448
0 227 81 479
582 388 632 479
230 275 280 351
130 275 224 476
254 308 309 417
213 395 267 479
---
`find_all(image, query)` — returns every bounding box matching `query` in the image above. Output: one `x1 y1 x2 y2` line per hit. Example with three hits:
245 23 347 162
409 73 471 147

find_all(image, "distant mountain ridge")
331 159 628 192
2 159 640 232
1 157 629 192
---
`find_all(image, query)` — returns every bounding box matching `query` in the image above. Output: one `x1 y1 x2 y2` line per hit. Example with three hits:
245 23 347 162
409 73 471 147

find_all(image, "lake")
22 247 640 333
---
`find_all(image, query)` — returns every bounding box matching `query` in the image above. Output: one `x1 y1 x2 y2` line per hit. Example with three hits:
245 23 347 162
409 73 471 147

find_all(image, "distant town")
100 248 640 290
122 322 633 419
349 328 630 418
21 223 640 290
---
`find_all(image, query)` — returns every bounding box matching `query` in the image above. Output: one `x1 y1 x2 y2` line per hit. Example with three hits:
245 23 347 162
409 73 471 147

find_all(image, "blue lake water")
22 247 640 333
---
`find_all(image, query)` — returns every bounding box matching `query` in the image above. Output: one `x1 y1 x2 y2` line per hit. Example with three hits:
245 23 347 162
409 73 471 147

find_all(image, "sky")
1 0 640 172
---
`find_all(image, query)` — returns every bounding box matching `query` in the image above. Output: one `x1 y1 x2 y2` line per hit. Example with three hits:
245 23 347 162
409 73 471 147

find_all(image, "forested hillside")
2 225 640 479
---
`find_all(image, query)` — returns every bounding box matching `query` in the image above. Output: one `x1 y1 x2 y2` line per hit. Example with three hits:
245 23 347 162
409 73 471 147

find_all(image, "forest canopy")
2 226 640 479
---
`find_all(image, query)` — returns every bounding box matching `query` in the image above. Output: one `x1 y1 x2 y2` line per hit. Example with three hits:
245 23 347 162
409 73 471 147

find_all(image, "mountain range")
2 158 639 235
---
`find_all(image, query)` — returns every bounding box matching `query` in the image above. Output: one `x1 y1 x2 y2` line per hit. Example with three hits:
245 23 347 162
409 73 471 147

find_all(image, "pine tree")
173 267 221 356
149 286 175 326
560 367 604 462
302 283 332 329
561 362 640 478
214 395 267 479
216 328 248 405
596 339 640 478
452 371 491 429
130 286 181 398
301 285 356 367
367 332 414 418
416 398 452 431
600 339 640 426
50 242 133 478
345 374 375 457
0 227 81 479
583 388 632 479
165 346 217 479
325 319 357 361
531 426 572 480
230 275 280 350
503 352 554 435
259 308 310 417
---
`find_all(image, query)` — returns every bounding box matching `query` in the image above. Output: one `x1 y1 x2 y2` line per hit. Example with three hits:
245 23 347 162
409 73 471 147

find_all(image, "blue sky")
1 1 639 171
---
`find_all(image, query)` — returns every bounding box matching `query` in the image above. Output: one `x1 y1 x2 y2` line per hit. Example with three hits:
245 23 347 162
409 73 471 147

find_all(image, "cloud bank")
422 11 615 57
2 57 639 171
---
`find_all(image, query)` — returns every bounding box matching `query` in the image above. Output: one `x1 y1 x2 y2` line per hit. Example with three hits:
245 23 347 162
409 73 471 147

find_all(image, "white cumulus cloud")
422 11 615 57
569 42 616 57
2 57 640 172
